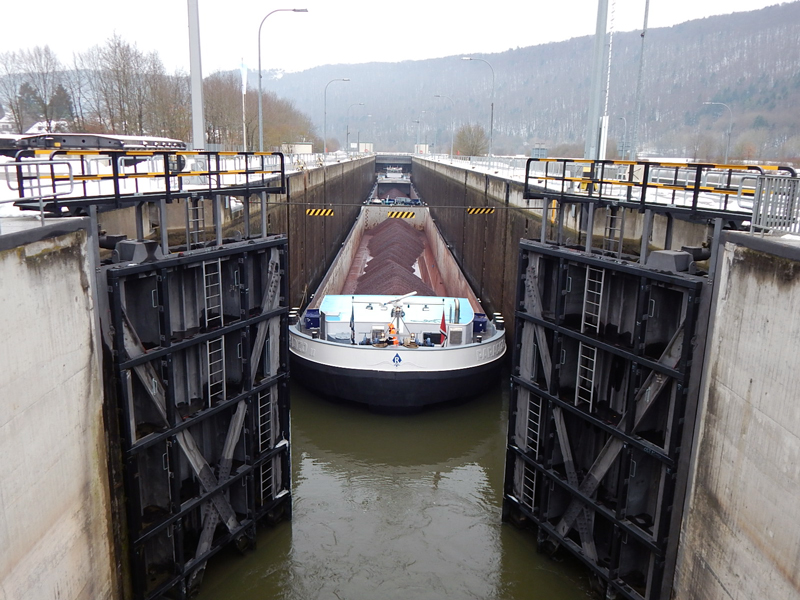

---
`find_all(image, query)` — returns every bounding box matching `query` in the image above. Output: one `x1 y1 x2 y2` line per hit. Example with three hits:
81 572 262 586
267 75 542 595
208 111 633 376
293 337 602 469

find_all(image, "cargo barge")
289 177 505 409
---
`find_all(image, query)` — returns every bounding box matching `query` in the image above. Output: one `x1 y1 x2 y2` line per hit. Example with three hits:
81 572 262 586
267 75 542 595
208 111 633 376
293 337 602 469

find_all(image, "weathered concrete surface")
0 221 117 600
673 232 800 600
284 159 374 307
411 159 546 323
411 158 715 325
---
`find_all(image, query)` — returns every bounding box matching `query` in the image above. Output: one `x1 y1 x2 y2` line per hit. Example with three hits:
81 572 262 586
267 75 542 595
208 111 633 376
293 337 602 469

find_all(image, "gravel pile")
354 219 435 297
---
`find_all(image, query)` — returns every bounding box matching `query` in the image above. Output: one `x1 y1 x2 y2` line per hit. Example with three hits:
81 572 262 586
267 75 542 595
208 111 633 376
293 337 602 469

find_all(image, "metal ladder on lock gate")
575 266 605 411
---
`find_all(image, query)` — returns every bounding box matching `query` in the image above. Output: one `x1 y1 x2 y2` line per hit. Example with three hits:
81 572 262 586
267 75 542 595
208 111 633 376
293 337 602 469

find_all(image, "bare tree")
204 72 243 148
5 34 318 148
203 71 320 151
70 36 154 134
261 91 317 150
74 44 116 131
0 51 25 133
455 123 489 156
100 35 143 134
146 63 191 141
62 54 91 131
17 45 63 131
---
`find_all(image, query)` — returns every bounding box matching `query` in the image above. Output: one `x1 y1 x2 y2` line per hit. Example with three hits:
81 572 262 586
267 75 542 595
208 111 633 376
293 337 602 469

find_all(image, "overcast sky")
0 0 783 75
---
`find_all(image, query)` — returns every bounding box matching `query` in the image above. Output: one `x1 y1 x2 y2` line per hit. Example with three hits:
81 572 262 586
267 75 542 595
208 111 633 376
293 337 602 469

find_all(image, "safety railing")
751 175 800 235
445 154 529 177
4 149 287 214
1 159 77 223
524 158 797 222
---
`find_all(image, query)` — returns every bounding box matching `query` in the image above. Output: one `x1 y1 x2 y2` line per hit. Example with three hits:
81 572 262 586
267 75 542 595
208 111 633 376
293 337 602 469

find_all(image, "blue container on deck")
304 309 320 329
474 313 488 333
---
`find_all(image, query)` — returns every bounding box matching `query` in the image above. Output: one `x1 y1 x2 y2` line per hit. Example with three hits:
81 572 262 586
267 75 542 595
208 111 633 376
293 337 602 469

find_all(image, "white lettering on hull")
289 334 316 358
476 340 505 363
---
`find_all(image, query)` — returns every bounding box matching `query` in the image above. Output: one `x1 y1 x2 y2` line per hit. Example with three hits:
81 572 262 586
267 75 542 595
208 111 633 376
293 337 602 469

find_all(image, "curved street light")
703 101 733 164
324 78 350 155
434 94 455 161
462 57 495 159
346 102 364 155
257 8 308 152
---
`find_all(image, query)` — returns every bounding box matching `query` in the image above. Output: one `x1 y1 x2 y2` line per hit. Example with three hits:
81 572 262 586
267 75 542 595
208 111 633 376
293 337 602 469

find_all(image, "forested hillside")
262 2 800 161
2 3 799 161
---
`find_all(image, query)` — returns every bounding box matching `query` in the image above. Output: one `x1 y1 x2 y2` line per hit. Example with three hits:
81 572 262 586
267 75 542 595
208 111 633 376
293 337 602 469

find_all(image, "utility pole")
187 0 205 150
584 0 609 160
631 0 650 161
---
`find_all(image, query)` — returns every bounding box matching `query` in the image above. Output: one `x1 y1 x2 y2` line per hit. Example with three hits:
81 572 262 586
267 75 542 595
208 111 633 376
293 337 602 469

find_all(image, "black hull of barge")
290 353 503 409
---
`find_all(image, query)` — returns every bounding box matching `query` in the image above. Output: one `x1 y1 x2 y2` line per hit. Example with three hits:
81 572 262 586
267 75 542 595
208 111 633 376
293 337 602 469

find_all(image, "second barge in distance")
289 173 506 409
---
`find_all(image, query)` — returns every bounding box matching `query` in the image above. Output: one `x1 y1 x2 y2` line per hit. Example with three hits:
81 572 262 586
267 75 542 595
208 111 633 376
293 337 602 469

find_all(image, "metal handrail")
2 159 76 224
5 149 287 215
751 175 800 235
523 157 799 222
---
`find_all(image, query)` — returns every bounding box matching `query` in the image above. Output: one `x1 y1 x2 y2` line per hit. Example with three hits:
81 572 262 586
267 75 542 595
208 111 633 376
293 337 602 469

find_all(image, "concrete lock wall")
411 158 716 326
283 158 373 308
0 221 117 600
411 159 531 324
673 233 800 600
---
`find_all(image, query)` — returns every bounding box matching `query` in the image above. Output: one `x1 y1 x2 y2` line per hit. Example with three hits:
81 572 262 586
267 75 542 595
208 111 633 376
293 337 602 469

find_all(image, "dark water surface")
197 377 591 600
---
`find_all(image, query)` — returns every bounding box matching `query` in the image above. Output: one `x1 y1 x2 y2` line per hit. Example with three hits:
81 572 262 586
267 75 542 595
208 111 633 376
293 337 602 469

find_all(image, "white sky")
0 0 784 74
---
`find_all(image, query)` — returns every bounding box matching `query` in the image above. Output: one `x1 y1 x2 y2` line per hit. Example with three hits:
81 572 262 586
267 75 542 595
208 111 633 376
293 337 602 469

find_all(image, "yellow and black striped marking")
387 211 416 219
306 208 334 217
467 207 495 215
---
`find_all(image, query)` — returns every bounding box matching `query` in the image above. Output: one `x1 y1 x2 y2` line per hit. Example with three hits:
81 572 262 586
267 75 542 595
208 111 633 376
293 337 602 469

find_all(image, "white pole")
187 0 205 150
584 0 609 160
324 78 349 155
462 57 494 159
631 0 650 161
434 94 455 161
241 59 247 151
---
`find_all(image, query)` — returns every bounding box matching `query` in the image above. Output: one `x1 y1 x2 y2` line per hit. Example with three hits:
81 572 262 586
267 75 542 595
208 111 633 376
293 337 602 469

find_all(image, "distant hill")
255 1 800 161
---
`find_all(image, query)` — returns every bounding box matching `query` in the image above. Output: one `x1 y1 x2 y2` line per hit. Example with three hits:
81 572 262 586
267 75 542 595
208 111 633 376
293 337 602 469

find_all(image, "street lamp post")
346 102 364 155
434 94 455 161
703 101 733 163
618 116 627 159
356 115 372 153
241 58 247 151
416 111 426 153
462 57 494 159
324 78 350 155
257 8 307 152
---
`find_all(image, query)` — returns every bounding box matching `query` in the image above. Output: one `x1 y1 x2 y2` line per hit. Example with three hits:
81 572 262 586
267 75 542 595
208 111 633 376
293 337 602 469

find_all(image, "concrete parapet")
674 231 800 599
0 220 116 599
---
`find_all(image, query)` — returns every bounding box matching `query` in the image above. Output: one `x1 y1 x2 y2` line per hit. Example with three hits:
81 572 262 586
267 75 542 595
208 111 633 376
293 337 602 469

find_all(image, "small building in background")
0 113 16 134
355 142 373 153
281 142 313 154
530 145 548 159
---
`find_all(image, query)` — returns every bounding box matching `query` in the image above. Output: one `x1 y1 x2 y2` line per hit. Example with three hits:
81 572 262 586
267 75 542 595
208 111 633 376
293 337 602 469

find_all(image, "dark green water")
197 377 591 600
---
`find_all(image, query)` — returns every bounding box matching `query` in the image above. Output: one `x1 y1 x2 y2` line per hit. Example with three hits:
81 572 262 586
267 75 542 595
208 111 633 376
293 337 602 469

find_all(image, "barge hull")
291 352 502 408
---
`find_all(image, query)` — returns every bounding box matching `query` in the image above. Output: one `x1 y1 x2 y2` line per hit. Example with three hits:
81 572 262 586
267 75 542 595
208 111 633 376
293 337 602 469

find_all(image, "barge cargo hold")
289 198 505 409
